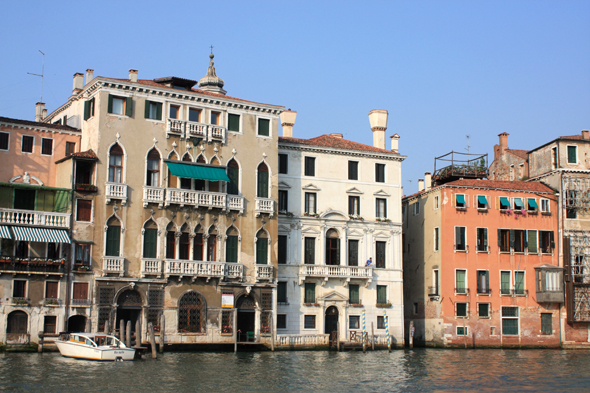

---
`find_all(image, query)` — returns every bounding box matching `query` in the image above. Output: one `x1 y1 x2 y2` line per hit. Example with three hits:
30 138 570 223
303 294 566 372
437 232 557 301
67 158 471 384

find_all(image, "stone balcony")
298 265 373 285
0 208 69 228
167 119 226 143
105 182 128 205
144 186 244 212
165 260 243 281
102 256 125 276
256 265 274 282
143 186 165 208
255 197 274 217
141 258 163 278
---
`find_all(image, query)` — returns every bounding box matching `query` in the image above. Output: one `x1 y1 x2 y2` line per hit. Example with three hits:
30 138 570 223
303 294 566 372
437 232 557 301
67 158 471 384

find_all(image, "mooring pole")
38 332 44 353
409 320 414 349
362 310 366 353
270 314 275 352
105 319 110 335
120 320 125 342
126 320 132 347
159 314 165 353
136 319 142 346
371 322 375 351
233 308 237 353
148 322 157 359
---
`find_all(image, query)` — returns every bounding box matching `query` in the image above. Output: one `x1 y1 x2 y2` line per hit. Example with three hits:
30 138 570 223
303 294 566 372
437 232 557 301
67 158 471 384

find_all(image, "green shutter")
483 228 488 250
226 235 238 263
156 102 162 120
348 240 358 266
258 170 268 198
228 114 240 132
515 272 525 294
54 190 70 213
107 94 113 113
501 272 510 294
277 282 287 302
456 270 465 292
509 229 515 250
143 228 157 258
144 100 151 119
0 187 12 208
63 115 67 125
258 118 269 136
256 239 267 264
568 146 576 163
125 97 133 117
550 231 555 250
305 283 315 303
527 230 538 253
349 285 359 304
84 100 91 120
106 225 121 256
227 167 239 195
377 286 387 304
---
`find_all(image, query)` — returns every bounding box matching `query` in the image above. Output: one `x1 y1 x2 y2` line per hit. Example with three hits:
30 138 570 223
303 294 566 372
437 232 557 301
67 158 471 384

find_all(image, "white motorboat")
55 332 136 361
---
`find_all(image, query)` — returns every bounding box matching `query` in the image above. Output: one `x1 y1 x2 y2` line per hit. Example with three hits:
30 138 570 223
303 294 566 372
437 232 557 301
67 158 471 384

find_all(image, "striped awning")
11 226 71 243
0 226 11 239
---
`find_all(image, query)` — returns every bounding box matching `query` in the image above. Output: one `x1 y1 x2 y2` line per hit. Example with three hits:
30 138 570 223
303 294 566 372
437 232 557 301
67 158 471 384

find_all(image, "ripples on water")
0 349 589 392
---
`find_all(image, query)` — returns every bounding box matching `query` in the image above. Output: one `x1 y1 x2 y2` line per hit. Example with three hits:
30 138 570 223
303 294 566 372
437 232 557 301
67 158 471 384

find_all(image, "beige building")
42 55 284 345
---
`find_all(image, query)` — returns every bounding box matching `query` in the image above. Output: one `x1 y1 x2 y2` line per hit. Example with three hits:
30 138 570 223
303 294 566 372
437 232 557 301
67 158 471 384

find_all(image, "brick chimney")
280 109 297 137
582 130 589 140
129 69 138 82
85 69 94 85
390 133 400 153
72 73 84 95
369 109 388 150
35 102 45 122
424 172 432 191
494 132 509 160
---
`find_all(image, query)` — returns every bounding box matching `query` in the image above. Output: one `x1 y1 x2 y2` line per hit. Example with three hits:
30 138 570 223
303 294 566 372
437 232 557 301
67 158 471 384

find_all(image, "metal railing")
71 299 92 306
0 208 70 228
105 182 128 204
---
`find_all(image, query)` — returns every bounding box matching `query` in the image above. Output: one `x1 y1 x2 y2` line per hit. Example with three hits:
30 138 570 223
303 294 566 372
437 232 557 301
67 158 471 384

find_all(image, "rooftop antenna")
465 135 471 155
210 45 214 54
27 50 45 102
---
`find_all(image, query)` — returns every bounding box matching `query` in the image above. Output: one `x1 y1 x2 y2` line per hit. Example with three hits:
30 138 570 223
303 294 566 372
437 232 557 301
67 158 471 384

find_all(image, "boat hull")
56 340 135 361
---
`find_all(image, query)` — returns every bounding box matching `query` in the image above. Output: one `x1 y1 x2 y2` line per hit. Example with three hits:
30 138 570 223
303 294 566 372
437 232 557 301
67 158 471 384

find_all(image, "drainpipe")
64 157 76 330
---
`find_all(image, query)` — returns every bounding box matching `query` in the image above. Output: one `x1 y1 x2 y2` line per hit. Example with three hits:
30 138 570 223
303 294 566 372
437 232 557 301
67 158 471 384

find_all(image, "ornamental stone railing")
141 258 163 278
0 208 70 228
298 265 373 285
165 260 244 281
105 182 128 204
143 186 165 208
102 256 125 276
255 197 274 217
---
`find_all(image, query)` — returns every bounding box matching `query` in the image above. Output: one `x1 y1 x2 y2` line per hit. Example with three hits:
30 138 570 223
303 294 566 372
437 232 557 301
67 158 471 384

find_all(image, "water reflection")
0 349 589 392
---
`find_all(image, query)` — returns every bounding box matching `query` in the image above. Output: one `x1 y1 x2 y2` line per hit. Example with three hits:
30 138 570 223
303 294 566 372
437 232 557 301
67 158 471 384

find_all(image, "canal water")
1 349 589 392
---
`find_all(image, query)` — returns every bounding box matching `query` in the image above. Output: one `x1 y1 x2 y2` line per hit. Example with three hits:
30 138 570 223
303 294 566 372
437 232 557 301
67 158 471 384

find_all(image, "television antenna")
465 135 471 154
27 50 45 103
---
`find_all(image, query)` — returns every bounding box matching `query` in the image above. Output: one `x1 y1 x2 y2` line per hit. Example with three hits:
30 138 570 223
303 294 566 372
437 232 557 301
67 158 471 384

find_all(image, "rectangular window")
279 190 288 213
476 228 488 252
502 307 519 335
258 118 270 136
349 284 360 305
432 270 439 296
514 271 525 295
14 241 28 258
375 164 385 182
277 281 287 303
477 270 489 294
47 243 60 260
457 326 468 336
377 285 387 304
73 282 89 300
278 154 288 174
348 161 359 180
41 138 53 155
304 157 315 176
76 199 92 222
193 234 203 261
84 97 95 120
455 226 466 251
477 195 488 209
349 196 360 216
375 241 386 268
108 95 132 116
304 283 315 303
65 142 76 156
456 270 466 294
541 313 552 335
145 100 162 120
75 243 91 265
21 135 34 153
189 108 201 122
478 303 490 318
514 230 525 253
414 201 420 215
498 229 510 252
228 114 240 132
501 271 511 295
377 316 385 329
304 237 315 264
13 280 26 298
513 197 524 211
433 195 440 209
277 315 287 329
455 194 466 208
527 198 538 212
348 240 358 266
540 199 550 213
546 271 560 291
278 235 287 264
44 315 57 334
527 230 538 254
0 132 9 150
456 302 468 317
349 316 360 329
305 192 317 214
45 282 58 299
567 208 577 219
499 196 510 210
434 228 439 251
304 315 316 329
210 111 220 125
568 145 577 164
169 105 180 119
376 198 387 219
539 231 554 254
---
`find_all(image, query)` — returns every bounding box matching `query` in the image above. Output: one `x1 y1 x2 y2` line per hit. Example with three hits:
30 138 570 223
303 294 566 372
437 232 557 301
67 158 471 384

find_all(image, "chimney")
35 102 45 122
330 133 343 139
280 109 297 137
418 179 424 192
498 132 509 153
368 109 388 149
390 133 400 153
72 73 84 95
582 130 589 140
129 69 138 82
42 109 47 119
424 172 432 191
85 69 94 85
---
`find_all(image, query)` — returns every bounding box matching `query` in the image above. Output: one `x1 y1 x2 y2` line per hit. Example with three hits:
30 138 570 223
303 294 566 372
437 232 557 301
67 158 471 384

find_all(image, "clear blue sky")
1 0 588 194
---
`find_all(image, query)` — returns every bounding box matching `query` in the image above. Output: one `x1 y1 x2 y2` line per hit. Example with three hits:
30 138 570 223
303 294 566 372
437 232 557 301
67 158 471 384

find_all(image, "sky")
1 0 588 194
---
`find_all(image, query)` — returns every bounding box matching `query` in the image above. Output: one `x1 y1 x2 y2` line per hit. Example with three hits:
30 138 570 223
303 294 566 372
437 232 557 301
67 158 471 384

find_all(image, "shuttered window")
278 235 287 264
258 118 270 136
304 157 315 176
193 234 203 261
501 271 511 295
256 238 268 264
105 225 121 257
349 284 360 304
304 237 315 264
257 163 269 198
304 283 315 303
76 199 92 222
377 285 387 304
227 160 239 195
277 282 287 303
73 283 88 300
41 138 53 155
143 228 157 258
84 97 95 120
45 282 58 299
226 235 238 263
348 161 359 180
376 241 386 268
348 240 358 266
144 100 162 120
228 114 240 132
0 132 9 150
279 154 288 174
456 270 466 293
21 135 34 153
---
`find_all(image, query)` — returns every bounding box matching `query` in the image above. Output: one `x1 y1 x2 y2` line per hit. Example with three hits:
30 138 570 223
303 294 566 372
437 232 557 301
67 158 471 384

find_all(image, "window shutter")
227 166 239 195
509 229 515 250
106 225 121 256
550 231 555 250
143 228 157 258
84 100 91 120
156 102 162 120
523 230 527 245
483 229 488 250
451 194 456 207
498 229 502 248
107 94 113 113
538 232 544 253
256 239 268 264
455 227 460 248
125 97 133 117
527 230 537 253
258 170 268 198
144 100 151 118
226 236 238 263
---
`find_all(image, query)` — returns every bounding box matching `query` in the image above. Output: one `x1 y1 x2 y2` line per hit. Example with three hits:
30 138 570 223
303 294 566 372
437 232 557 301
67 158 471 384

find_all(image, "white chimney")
330 133 343 139
368 109 388 149
280 109 297 137
390 133 400 153
424 172 432 191
418 179 424 192
85 69 94 85
35 102 45 122
129 69 138 82
72 73 84 95
42 108 47 119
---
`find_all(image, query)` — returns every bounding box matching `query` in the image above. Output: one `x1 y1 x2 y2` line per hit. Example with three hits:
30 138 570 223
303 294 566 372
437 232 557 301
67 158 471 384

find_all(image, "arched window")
209 157 221 192
207 227 217 261
168 152 179 188
227 159 239 195
146 149 160 187
109 144 124 183
257 162 269 198
143 220 158 258
178 291 206 333
326 229 340 266
166 223 176 259
195 155 206 190
193 225 204 261
226 227 239 263
179 224 190 260
180 154 192 190
105 217 121 257
256 230 268 265
7 310 28 334
196 155 206 163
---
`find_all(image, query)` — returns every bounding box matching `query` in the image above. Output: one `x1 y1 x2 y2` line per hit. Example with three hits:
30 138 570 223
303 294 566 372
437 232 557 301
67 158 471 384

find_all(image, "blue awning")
456 194 465 204
166 161 230 182
500 197 510 207
11 226 71 243
0 226 11 239
514 198 524 208
478 196 487 205
528 198 538 208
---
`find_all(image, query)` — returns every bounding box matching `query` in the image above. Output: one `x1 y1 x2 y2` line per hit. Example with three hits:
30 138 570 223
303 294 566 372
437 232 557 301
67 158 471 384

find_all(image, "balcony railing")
0 208 70 228
255 198 274 217
143 186 165 208
165 189 226 209
165 260 244 280
166 119 227 143
276 334 330 346
227 195 244 213
141 258 163 278
43 298 62 306
454 287 470 295
102 256 125 276
428 286 439 296
299 265 373 284
477 288 492 295
10 297 30 306
0 259 65 274
71 299 92 306
256 265 274 281
105 182 128 205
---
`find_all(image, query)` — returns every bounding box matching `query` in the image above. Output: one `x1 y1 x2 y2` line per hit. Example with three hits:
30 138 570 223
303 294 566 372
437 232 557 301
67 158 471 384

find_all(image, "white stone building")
276 110 406 347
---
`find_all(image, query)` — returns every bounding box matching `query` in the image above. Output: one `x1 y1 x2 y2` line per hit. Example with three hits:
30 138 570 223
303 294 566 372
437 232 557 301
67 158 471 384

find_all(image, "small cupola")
198 53 226 95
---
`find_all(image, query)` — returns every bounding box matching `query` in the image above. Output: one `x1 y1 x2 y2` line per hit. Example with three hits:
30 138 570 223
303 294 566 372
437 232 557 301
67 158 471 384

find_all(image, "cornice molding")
279 143 405 162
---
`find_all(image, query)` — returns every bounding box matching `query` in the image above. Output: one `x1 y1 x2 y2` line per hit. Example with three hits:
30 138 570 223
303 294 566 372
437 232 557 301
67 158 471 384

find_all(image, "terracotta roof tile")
279 135 399 155
0 116 79 132
558 134 584 140
445 179 555 193
505 149 529 160
71 149 98 159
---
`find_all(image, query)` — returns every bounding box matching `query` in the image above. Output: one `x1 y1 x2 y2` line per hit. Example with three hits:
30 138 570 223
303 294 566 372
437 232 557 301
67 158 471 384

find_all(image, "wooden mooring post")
233 308 237 353
38 332 44 353
126 321 132 347
409 321 414 349
159 314 165 353
104 320 110 335
270 314 275 352
148 322 157 359
120 320 125 342
136 320 142 346
371 322 375 351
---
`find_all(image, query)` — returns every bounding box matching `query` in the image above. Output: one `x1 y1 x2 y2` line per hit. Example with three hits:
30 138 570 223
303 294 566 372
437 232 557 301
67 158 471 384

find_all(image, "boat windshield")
105 336 121 347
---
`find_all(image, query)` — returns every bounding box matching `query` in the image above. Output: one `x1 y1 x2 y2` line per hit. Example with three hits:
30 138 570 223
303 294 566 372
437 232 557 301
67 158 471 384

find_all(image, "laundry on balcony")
164 160 230 182
0 225 11 239
11 226 71 243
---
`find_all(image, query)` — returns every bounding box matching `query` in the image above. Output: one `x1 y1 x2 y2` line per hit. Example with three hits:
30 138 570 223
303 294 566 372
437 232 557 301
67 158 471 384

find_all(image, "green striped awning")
11 226 71 243
166 161 230 182
0 226 11 239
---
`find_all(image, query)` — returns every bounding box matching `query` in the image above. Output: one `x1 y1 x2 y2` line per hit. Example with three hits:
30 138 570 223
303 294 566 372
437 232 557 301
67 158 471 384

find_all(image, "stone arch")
178 290 207 333
6 310 28 334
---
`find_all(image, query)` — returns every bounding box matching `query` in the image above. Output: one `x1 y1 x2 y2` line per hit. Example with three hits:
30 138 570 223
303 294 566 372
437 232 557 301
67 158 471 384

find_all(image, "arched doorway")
325 306 339 345
236 295 256 342
68 315 87 332
7 311 28 334
116 289 143 332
